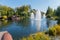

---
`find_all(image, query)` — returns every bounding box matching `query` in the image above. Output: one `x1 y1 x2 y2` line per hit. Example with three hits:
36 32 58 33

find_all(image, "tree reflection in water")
16 18 31 27
0 20 12 28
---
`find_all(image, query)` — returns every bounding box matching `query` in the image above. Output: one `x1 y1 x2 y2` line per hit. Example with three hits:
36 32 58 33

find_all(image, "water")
30 10 41 32
0 10 57 40
0 18 57 40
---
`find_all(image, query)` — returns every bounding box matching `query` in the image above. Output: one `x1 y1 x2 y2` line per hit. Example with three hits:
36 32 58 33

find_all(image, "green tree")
7 7 15 17
0 5 15 17
46 7 54 18
55 6 60 24
55 6 60 18
16 5 31 17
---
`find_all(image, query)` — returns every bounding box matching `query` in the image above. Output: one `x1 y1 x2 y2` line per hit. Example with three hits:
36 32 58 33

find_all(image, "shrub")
48 25 60 36
2 16 7 20
54 25 60 35
21 32 50 40
48 27 56 36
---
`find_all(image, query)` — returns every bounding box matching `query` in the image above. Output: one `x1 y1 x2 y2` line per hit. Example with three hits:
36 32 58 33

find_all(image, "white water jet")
30 12 34 20
35 10 41 20
30 10 41 31
35 10 41 31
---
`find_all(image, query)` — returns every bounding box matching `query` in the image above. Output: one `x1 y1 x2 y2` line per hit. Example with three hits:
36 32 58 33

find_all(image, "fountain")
30 12 34 20
35 10 41 20
30 10 41 20
30 9 41 31
30 9 49 31
35 10 41 31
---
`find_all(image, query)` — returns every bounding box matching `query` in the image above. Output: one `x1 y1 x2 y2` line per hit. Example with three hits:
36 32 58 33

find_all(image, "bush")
48 25 60 36
21 32 50 40
48 27 56 36
2 16 7 20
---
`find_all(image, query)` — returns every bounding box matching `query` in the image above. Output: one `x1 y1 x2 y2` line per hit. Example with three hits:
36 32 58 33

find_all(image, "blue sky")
0 0 60 12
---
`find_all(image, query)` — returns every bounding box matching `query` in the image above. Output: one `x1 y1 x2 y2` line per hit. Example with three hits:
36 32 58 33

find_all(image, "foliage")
16 5 31 17
48 25 60 36
21 32 50 40
48 26 56 36
0 5 32 20
46 7 54 18
55 6 60 18
46 6 60 21
21 37 27 40
2 16 7 20
0 5 15 17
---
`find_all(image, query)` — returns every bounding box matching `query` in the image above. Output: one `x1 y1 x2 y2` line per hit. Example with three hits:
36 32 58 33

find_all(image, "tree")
16 5 31 17
46 7 54 18
7 7 15 17
55 6 60 18
0 5 15 17
55 6 60 24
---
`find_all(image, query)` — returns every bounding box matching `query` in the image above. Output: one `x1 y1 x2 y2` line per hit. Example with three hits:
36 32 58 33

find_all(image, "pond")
0 17 57 40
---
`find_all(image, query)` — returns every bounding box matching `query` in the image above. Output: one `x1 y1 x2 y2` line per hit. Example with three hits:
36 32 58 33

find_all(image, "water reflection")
17 18 31 27
0 20 12 28
41 17 48 31
35 20 41 32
